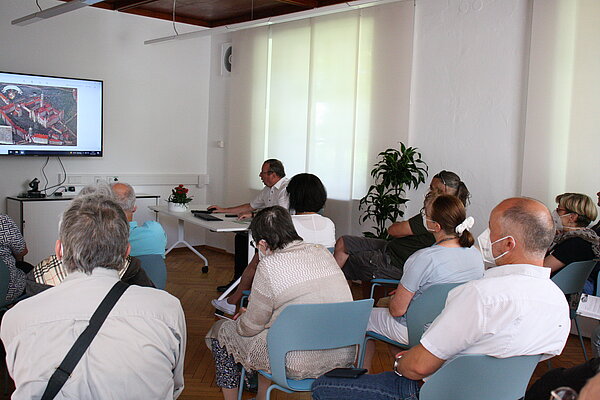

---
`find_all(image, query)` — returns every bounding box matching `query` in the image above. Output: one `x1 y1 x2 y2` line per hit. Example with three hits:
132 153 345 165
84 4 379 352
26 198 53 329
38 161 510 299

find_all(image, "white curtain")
522 0 600 205
225 2 415 231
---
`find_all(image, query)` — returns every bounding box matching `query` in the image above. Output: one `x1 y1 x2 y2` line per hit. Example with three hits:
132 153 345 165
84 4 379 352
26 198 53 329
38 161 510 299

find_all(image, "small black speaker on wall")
221 42 232 76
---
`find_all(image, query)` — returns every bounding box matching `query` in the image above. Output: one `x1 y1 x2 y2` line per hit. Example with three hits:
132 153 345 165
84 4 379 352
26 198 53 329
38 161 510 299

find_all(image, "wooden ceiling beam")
275 0 317 8
120 8 212 27
113 0 158 12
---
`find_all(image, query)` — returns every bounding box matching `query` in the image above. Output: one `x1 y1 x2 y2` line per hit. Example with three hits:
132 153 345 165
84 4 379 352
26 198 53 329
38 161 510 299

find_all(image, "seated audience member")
525 357 600 400
0 213 29 303
0 194 186 399
362 194 484 372
31 254 155 290
311 198 570 400
545 193 600 292
212 173 335 315
26 182 157 292
206 206 353 400
334 170 470 281
210 159 290 292
111 182 167 258
593 191 600 235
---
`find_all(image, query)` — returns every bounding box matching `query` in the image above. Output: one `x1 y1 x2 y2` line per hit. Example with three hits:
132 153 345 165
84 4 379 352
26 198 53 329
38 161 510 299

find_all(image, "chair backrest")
0 259 11 309
136 254 167 290
266 299 374 390
405 282 463 346
419 354 541 400
551 260 596 295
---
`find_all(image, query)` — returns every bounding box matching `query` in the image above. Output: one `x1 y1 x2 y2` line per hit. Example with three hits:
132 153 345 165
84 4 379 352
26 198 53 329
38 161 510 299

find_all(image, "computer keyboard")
193 213 222 222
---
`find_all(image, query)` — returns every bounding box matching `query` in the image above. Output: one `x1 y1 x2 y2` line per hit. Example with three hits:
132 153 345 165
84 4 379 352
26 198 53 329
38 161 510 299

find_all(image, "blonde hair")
556 193 598 227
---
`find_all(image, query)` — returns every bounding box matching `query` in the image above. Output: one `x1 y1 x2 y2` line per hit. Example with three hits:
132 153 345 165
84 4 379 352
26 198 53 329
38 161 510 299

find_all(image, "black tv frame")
0 71 103 157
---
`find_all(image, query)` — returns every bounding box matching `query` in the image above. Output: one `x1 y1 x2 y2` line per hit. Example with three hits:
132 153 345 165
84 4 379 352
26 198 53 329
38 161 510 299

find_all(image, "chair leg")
573 316 589 361
358 336 374 367
265 384 277 400
237 368 246 400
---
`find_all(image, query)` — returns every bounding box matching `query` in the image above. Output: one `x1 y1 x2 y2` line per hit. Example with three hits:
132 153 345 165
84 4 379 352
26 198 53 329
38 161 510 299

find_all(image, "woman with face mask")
361 194 484 372
544 193 600 285
335 170 472 283
205 206 354 400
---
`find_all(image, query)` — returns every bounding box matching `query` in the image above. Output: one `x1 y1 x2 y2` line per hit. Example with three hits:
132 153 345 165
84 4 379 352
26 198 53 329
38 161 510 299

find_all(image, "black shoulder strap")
41 280 129 400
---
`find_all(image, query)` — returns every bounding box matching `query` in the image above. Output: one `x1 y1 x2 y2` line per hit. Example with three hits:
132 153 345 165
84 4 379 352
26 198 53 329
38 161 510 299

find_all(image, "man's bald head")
491 197 554 259
111 182 136 214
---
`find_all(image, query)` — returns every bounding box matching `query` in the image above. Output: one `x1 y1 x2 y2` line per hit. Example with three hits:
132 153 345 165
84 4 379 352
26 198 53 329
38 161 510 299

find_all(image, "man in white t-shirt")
312 197 570 400
209 159 289 291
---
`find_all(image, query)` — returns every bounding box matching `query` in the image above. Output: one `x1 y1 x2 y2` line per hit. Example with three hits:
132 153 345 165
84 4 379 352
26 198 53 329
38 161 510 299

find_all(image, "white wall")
205 33 235 252
406 0 532 235
0 0 212 248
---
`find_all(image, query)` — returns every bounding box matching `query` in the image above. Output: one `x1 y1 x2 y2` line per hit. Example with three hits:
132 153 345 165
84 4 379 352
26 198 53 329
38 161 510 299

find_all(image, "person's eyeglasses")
549 387 578 400
259 170 274 176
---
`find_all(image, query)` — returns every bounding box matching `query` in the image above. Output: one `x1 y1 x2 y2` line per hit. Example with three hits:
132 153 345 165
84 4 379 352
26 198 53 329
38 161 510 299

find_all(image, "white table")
149 205 251 273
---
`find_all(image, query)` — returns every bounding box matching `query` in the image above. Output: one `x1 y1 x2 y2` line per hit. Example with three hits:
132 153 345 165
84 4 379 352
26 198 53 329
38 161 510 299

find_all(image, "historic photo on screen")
0 83 77 146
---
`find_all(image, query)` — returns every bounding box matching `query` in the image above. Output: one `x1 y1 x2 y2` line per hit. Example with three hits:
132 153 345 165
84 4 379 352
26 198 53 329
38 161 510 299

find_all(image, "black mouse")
206 207 217 213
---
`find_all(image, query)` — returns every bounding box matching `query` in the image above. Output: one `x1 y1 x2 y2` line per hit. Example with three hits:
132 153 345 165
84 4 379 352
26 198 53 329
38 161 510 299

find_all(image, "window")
225 2 414 202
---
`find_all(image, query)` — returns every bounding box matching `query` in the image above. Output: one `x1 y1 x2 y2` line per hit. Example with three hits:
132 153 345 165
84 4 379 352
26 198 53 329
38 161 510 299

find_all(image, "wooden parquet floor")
0 246 594 399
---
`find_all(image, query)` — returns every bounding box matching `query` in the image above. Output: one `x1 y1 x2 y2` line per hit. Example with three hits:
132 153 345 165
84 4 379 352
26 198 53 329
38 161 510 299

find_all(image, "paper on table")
576 294 600 320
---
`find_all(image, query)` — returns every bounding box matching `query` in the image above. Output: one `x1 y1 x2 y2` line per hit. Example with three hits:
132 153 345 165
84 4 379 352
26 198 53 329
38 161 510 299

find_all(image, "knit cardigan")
207 240 355 379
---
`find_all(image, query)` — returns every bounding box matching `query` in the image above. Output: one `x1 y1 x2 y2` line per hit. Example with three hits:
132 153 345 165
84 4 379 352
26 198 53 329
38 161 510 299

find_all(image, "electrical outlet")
67 186 76 192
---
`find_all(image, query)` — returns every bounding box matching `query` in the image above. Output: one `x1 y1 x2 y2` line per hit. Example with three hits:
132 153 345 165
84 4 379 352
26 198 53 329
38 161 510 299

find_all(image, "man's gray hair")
499 198 554 257
60 194 129 274
79 181 114 199
111 182 136 212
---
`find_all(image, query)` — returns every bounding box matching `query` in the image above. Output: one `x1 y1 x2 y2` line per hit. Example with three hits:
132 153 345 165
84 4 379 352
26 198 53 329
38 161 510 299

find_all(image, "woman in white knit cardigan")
206 206 354 400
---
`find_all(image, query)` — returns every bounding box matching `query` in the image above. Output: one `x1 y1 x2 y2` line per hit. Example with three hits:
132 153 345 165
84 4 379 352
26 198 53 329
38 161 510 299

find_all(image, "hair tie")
455 216 474 235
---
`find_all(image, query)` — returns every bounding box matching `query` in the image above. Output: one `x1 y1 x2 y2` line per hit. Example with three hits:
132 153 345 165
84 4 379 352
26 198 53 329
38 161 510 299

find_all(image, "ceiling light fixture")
12 0 104 26
144 0 404 45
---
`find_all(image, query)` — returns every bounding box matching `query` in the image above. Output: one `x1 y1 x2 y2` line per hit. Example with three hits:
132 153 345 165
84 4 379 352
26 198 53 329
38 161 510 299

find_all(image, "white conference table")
150 205 251 273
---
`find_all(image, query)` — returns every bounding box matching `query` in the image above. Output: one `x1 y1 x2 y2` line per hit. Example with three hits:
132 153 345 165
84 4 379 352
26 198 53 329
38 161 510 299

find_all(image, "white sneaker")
212 298 236 315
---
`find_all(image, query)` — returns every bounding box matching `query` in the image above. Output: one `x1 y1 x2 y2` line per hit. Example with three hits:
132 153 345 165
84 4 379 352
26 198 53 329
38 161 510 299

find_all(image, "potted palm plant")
359 143 428 239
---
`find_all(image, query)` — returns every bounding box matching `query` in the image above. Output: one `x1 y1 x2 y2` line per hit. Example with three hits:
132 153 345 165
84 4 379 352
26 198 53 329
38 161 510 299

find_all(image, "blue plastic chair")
237 299 374 400
359 282 463 366
551 260 596 361
419 354 541 400
135 254 167 290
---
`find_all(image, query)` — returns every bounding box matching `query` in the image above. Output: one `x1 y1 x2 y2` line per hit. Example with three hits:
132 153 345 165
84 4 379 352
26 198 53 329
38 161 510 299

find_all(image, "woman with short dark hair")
287 173 335 248
211 173 337 315
206 206 353 400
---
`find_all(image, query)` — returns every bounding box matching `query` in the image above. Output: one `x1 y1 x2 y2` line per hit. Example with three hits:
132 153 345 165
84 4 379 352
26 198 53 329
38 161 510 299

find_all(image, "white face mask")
256 240 272 260
551 209 573 231
477 228 514 265
421 210 437 233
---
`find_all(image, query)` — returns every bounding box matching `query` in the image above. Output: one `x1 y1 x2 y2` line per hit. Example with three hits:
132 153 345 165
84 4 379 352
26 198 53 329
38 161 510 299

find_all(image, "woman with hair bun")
361 194 483 372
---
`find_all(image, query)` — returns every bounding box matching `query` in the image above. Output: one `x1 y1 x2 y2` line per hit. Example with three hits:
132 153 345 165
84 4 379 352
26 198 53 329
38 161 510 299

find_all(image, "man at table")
209 159 289 291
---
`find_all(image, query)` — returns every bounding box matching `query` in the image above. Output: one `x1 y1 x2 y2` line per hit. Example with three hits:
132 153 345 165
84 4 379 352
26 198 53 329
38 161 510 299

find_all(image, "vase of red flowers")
167 184 193 212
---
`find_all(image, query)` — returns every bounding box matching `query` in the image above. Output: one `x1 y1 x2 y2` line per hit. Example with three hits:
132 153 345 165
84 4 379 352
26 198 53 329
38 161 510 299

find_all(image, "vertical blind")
225 2 414 204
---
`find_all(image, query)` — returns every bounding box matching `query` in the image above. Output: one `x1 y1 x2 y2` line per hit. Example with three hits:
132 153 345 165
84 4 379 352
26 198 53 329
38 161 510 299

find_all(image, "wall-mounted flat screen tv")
0 71 102 157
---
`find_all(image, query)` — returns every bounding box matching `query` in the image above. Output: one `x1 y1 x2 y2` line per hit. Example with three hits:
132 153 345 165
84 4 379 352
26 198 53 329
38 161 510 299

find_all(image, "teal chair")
551 260 596 361
237 299 374 400
419 354 541 400
136 254 167 290
358 282 463 366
